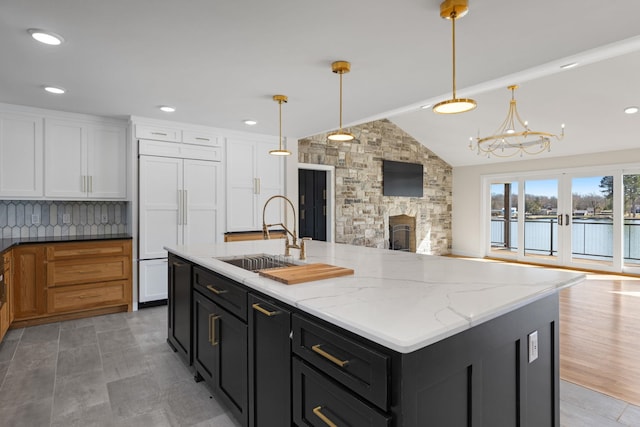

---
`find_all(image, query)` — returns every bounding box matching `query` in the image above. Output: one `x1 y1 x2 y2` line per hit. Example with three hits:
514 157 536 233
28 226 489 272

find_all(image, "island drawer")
193 266 247 321
292 314 389 410
292 358 391 427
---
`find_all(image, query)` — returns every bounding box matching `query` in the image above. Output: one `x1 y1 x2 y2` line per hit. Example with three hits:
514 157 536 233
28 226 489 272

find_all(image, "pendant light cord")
339 71 344 130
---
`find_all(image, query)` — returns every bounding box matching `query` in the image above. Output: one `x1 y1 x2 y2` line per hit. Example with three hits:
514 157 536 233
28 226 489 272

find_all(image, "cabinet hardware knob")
206 285 228 295
252 303 280 317
312 406 338 427
311 344 349 367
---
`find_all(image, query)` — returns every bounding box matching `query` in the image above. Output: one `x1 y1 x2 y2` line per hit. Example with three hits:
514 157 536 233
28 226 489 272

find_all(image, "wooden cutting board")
258 263 354 285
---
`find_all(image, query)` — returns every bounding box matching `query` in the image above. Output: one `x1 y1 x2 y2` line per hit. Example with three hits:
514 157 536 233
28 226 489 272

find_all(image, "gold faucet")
262 195 303 259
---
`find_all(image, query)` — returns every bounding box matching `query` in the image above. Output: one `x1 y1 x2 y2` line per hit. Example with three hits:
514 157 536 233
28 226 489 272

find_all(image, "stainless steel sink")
216 254 295 272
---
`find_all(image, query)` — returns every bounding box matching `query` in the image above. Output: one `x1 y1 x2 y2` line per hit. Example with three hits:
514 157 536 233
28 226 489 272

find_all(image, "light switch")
528 330 539 363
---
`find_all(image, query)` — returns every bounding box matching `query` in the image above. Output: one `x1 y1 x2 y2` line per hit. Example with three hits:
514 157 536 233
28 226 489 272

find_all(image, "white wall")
452 148 640 257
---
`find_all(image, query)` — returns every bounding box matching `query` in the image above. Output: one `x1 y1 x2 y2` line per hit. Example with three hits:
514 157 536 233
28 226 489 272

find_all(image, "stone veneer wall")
298 119 452 255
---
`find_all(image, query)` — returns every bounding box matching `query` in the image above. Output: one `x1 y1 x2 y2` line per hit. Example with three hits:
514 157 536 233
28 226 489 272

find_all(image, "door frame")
297 163 335 243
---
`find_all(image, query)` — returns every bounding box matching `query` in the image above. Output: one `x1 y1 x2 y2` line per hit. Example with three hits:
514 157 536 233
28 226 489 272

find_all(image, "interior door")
299 169 327 241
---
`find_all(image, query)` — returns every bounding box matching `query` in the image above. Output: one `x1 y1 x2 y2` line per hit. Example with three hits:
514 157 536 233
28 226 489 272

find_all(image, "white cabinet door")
139 156 183 259
44 119 87 198
0 113 43 198
139 259 168 303
183 159 220 246
226 138 284 231
227 138 258 231
87 124 126 198
45 118 127 199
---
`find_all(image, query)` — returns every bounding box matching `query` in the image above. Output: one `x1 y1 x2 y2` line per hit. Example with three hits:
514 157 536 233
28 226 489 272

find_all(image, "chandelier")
432 0 476 114
269 94 291 156
469 85 565 158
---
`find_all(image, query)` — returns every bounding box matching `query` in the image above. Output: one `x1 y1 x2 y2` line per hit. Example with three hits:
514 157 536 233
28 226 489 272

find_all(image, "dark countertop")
0 234 132 254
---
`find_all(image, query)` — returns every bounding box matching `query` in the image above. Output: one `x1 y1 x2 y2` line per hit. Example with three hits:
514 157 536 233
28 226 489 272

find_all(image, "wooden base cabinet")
248 294 291 427
13 245 47 319
11 239 132 328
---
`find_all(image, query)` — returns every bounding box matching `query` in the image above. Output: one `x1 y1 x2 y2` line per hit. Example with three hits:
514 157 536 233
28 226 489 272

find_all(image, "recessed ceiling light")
560 62 578 70
243 120 257 126
624 106 639 115
420 104 432 110
44 86 65 94
28 29 64 45
159 106 176 113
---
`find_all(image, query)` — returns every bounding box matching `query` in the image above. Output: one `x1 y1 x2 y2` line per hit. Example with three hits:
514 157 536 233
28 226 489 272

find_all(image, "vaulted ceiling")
2 0 640 166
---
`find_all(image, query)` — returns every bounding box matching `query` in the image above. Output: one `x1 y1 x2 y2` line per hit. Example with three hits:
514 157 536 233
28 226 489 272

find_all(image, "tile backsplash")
0 200 128 238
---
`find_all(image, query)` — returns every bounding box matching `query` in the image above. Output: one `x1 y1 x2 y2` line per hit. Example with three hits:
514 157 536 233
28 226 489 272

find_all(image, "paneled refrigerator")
138 140 222 303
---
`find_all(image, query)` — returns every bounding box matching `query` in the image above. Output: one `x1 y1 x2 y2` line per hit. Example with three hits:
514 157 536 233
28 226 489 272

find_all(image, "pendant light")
432 0 477 114
327 61 355 142
269 94 291 156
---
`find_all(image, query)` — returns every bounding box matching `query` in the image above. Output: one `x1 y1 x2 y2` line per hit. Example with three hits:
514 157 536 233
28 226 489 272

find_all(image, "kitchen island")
166 239 584 427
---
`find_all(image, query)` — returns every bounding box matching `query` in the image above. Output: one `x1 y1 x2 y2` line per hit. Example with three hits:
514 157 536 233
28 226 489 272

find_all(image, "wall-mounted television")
383 160 424 197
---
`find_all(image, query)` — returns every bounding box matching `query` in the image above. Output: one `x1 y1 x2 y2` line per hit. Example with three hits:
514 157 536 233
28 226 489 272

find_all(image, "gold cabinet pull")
206 285 228 295
313 406 338 427
311 344 349 367
209 314 220 346
252 303 280 317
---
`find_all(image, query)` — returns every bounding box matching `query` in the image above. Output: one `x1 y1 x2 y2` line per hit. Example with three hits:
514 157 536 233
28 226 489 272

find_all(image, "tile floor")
0 306 637 426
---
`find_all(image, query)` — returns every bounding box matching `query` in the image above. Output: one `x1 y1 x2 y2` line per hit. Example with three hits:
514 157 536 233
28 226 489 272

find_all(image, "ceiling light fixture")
159 105 176 113
327 61 355 142
469 85 565 158
433 0 476 114
560 62 578 69
269 95 291 156
28 29 64 45
624 106 639 115
243 120 257 126
44 86 65 94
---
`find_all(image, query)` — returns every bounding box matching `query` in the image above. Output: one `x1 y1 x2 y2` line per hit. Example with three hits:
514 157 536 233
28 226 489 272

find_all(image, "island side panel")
394 293 559 427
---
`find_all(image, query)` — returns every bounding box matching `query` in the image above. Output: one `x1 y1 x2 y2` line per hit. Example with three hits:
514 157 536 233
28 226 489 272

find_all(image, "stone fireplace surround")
298 118 452 255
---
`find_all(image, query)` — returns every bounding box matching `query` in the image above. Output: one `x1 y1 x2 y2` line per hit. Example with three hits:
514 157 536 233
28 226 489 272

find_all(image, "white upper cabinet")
45 118 127 199
226 137 284 231
0 112 44 198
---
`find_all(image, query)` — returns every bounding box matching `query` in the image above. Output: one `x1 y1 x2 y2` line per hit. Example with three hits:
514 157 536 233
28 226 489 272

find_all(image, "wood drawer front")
293 358 390 427
46 240 131 261
292 315 390 410
193 267 247 322
48 280 129 313
48 257 130 286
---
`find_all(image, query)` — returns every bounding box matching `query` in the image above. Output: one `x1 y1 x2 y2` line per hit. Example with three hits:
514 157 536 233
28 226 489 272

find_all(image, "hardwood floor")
560 275 640 407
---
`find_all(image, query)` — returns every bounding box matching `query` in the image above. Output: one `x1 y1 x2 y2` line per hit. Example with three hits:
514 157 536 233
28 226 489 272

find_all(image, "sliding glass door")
485 167 638 273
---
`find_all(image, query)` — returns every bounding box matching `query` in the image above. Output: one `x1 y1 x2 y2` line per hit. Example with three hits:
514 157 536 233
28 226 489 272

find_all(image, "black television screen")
383 160 424 197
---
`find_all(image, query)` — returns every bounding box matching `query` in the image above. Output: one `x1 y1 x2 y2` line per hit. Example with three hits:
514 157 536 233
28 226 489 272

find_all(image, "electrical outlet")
63 213 71 224
31 214 40 225
101 213 109 223
528 331 539 363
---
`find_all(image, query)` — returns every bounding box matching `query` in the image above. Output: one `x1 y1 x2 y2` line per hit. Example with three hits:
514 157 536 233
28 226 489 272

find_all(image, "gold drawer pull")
313 406 338 427
209 314 220 346
78 294 100 299
311 344 349 368
252 303 280 317
206 285 228 295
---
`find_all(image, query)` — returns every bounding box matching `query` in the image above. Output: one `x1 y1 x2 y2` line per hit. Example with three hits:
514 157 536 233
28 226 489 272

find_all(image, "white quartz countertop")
165 240 585 354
